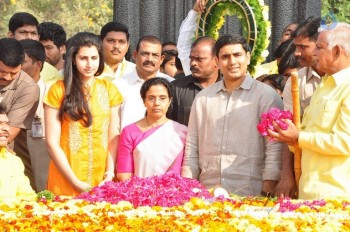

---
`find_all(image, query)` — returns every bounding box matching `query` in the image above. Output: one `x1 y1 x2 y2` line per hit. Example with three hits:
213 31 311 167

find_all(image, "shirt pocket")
317 100 341 129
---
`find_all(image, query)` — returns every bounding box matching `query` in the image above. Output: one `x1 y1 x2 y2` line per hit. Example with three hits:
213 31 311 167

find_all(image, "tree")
0 0 113 37
321 0 350 23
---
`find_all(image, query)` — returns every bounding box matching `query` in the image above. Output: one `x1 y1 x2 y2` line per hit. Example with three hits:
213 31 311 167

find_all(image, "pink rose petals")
278 198 327 213
76 172 211 207
257 108 293 139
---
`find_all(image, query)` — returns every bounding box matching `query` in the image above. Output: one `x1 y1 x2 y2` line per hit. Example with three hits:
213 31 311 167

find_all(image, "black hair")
261 74 286 92
277 41 298 75
161 50 178 68
100 21 130 41
140 77 173 101
191 36 216 56
162 41 177 48
0 38 25 67
8 12 39 33
59 32 104 127
0 103 7 114
292 17 321 42
19 39 46 71
274 38 294 59
214 34 250 57
38 22 66 48
135 35 162 52
175 56 183 71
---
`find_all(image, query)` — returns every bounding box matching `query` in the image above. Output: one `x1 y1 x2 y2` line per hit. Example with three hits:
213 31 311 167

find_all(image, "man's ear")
132 50 138 60
59 45 66 55
246 51 251 65
35 61 43 72
333 45 341 60
7 31 14 38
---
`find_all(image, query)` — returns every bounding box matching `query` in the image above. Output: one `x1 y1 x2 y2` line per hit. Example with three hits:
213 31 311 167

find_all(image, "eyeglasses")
145 96 169 103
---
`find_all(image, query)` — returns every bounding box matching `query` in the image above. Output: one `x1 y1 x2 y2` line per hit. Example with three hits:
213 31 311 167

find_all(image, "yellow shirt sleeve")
44 80 65 109
106 80 124 107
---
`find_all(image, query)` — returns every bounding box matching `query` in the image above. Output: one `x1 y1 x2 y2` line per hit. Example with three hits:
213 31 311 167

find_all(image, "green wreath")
196 0 271 72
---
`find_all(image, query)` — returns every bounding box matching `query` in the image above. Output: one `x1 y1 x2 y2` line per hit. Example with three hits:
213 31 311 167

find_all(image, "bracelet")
104 171 115 178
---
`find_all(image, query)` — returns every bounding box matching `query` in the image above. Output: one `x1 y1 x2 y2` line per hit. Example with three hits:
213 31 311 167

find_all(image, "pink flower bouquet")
257 108 293 139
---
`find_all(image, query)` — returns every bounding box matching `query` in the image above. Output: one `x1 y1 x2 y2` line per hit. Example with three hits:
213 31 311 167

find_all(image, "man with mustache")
269 22 350 199
275 17 325 198
113 35 173 130
99 21 135 82
169 36 220 126
0 103 36 201
0 38 39 190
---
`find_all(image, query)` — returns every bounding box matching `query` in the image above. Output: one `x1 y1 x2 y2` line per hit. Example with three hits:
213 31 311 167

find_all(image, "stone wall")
114 0 321 61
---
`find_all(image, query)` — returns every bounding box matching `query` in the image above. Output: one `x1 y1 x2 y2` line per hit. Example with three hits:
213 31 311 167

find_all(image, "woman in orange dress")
44 32 123 196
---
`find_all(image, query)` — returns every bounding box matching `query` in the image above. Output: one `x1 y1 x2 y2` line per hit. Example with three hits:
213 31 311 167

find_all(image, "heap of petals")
257 108 293 138
76 172 211 207
278 198 327 213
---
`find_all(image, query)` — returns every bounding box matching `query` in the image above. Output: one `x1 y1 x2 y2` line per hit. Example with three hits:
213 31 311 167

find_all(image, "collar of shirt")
0 147 10 158
184 73 222 89
125 69 172 85
307 66 322 81
216 73 253 93
328 66 350 86
104 58 127 76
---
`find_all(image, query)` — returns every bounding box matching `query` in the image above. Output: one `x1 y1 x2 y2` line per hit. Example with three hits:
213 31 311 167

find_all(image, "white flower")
262 6 269 21
258 0 265 7
261 49 269 58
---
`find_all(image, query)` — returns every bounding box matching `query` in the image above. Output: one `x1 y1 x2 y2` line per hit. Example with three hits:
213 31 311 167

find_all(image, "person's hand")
267 119 300 145
73 179 91 193
99 175 114 186
274 172 298 199
193 0 208 13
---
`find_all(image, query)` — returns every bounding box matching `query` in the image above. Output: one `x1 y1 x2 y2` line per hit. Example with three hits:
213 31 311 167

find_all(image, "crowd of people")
1 0 350 201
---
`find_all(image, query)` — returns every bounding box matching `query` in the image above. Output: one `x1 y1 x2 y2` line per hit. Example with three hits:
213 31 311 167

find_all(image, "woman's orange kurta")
44 79 123 196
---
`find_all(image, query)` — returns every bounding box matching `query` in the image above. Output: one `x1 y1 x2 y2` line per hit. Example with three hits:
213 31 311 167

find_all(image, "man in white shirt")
20 39 50 192
114 35 173 130
99 22 135 82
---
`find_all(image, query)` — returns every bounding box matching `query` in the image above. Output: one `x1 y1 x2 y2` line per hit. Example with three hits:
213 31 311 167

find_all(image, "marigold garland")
1 173 350 230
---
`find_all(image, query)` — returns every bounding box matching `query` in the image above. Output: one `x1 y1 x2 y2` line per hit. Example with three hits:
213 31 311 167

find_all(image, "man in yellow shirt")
269 22 350 199
0 104 35 201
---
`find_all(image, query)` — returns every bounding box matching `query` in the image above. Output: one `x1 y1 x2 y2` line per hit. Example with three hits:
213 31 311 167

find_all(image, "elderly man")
269 22 350 199
182 34 283 196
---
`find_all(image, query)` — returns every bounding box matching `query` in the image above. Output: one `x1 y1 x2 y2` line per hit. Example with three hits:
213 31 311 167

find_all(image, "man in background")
99 21 135 82
38 22 66 73
20 39 50 192
170 36 219 126
114 35 173 130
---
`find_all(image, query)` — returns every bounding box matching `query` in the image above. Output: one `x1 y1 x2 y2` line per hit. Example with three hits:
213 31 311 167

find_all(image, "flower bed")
1 173 350 231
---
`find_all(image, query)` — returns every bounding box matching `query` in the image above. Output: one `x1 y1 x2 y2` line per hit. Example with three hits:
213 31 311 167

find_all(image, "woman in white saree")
116 77 187 181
